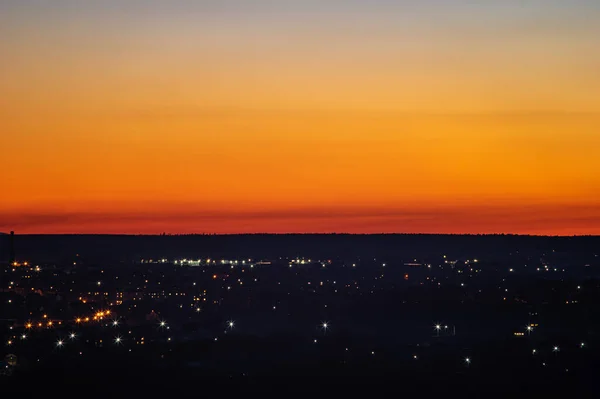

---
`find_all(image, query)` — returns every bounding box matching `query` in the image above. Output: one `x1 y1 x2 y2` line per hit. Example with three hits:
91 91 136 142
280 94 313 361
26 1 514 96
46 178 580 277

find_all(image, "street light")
526 326 533 335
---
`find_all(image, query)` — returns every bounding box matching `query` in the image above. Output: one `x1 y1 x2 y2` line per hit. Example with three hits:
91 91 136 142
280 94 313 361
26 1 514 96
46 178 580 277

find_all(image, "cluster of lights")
7 253 594 373
93 310 111 320
24 318 61 329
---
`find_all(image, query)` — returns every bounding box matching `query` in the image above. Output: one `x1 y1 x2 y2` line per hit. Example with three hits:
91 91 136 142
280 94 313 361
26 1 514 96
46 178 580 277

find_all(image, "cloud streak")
2 204 599 235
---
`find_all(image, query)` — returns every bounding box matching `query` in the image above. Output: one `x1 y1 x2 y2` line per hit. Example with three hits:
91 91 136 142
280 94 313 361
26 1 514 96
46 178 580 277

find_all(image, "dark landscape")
2 233 600 395
2 1 600 396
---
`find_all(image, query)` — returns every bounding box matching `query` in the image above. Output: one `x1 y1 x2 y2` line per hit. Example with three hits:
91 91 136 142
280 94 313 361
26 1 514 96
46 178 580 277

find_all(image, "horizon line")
4 232 600 238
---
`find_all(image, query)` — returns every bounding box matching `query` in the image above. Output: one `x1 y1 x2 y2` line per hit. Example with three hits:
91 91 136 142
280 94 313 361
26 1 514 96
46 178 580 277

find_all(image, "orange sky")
1 2 599 235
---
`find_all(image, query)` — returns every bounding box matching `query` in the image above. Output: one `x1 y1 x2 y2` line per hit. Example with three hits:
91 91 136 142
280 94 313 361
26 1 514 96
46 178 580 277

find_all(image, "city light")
526 326 533 335
2 233 595 387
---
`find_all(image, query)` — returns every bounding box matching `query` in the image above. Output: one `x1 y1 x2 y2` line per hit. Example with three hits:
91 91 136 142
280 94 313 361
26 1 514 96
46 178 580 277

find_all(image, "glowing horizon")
1 1 599 235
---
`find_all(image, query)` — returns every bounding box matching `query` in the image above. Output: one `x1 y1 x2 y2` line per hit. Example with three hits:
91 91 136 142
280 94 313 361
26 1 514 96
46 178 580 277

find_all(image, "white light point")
465 357 471 364
228 321 235 328
57 340 64 347
115 337 122 344
70 333 76 339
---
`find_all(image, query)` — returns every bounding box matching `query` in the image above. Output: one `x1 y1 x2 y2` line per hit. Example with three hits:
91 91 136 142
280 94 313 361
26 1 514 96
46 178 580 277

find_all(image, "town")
1 233 599 394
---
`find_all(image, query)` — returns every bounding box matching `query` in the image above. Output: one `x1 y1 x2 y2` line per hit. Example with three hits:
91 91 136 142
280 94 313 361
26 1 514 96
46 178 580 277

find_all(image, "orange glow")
1 4 599 236
1 110 599 235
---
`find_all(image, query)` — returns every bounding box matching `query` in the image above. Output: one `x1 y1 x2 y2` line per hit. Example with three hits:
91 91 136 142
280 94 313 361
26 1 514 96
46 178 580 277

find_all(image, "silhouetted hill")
1 234 599 263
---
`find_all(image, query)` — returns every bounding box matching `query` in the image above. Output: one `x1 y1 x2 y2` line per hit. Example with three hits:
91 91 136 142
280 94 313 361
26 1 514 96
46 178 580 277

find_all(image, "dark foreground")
4 335 599 396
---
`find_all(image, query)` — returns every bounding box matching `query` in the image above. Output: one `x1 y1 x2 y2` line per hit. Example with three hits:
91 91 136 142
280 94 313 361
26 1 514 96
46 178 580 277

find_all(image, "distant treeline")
1 233 599 264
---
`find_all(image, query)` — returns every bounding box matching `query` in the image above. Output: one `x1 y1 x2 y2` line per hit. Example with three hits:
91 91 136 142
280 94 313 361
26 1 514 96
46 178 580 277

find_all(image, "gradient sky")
1 0 599 235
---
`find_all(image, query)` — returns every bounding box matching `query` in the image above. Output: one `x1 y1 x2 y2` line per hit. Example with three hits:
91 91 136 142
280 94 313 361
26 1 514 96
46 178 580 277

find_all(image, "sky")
1 0 599 235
